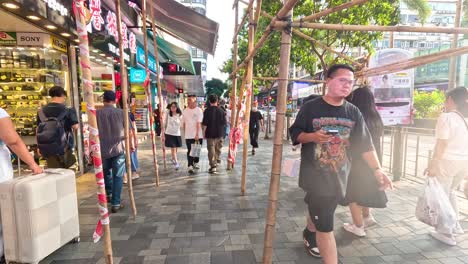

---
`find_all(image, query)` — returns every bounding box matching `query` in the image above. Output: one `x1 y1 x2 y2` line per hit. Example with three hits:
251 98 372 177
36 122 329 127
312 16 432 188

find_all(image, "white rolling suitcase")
0 169 80 264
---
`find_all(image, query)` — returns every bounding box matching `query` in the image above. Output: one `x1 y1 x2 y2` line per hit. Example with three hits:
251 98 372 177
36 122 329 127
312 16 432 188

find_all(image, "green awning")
148 31 196 75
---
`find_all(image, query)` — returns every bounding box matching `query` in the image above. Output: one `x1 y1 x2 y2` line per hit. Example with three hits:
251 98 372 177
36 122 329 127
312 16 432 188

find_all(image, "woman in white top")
427 87 468 246
163 102 183 170
0 107 42 260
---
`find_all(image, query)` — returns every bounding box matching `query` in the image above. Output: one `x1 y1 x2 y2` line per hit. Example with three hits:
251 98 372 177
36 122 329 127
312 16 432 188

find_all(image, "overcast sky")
206 1 236 82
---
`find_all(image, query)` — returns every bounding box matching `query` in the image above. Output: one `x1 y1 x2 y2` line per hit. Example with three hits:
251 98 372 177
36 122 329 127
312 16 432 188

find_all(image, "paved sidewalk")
41 136 468 264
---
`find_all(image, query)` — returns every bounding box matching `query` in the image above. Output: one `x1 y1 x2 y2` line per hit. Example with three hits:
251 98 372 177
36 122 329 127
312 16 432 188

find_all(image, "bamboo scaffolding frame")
230 0 301 79
115 0 137 218
150 9 166 182
228 0 468 262
253 77 325 83
260 10 362 68
227 0 239 170
293 0 369 23
277 21 468 34
262 5 294 263
448 0 463 89
141 0 161 186
358 46 468 77
73 1 113 262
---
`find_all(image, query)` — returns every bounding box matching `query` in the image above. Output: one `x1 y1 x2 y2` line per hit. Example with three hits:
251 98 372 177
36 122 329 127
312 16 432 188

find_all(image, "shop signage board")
14 0 75 34
161 63 193 76
136 45 157 73
42 0 69 16
130 68 146 83
51 36 67 52
88 2 136 54
0 32 17 46
16 33 50 47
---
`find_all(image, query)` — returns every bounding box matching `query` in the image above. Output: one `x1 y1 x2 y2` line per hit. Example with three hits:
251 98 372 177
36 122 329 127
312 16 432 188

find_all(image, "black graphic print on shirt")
313 117 355 173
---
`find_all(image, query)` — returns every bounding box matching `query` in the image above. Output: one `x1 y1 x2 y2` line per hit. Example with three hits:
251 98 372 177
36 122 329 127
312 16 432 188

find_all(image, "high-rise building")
375 0 458 52
178 0 208 85
374 0 466 90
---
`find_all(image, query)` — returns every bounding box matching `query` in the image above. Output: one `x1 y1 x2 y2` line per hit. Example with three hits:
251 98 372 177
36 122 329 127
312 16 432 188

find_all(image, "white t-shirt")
435 112 468 160
0 108 13 182
182 107 203 139
165 113 182 136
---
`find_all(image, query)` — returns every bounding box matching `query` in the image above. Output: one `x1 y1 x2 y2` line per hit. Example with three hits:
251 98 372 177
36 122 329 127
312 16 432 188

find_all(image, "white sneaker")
364 215 377 227
188 166 194 174
131 173 140 180
343 223 366 237
430 231 456 246
175 163 180 170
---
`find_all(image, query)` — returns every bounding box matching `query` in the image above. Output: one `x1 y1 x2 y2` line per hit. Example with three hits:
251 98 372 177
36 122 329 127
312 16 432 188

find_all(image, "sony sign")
42 0 69 16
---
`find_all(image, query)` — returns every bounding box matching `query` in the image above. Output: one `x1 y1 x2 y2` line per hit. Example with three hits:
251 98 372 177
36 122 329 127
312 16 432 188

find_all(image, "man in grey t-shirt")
97 91 131 213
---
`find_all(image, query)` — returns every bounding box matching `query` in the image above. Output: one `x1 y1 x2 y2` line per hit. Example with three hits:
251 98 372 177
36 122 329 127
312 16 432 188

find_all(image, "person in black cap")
96 90 133 213
182 94 204 174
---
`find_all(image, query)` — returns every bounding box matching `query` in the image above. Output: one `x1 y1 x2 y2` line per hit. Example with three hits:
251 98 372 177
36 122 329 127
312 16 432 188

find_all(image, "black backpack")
37 109 69 158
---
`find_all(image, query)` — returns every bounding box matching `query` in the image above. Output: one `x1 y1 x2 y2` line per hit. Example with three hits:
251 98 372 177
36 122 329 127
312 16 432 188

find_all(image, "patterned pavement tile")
40 135 468 263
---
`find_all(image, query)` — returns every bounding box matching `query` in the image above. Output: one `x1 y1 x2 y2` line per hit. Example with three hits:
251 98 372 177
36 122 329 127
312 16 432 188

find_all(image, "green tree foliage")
205 78 228 98
221 0 400 85
413 90 445 119
402 0 431 24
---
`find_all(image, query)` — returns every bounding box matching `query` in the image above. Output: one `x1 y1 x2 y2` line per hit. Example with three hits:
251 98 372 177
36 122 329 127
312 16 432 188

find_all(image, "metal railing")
381 126 435 181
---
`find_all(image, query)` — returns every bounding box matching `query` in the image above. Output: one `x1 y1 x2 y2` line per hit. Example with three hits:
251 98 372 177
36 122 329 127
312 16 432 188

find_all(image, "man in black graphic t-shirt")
290 64 393 263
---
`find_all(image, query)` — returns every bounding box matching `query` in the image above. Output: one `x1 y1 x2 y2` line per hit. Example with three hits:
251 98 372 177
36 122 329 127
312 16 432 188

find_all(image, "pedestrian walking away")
426 86 468 246
289 64 393 263
249 101 264 155
96 91 130 213
202 94 227 173
163 102 183 170
343 85 388 237
36 86 79 169
182 94 204 174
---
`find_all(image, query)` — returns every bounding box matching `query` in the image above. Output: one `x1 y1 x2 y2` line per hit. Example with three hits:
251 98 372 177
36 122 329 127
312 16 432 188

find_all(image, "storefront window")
0 46 69 138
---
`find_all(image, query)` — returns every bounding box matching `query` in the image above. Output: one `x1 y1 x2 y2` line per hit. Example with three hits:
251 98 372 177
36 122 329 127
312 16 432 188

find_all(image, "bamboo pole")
358 46 468 77
230 0 301 79
254 77 325 83
73 1 113 263
150 8 167 178
232 0 254 44
262 5 294 264
141 0 161 186
293 0 369 23
389 32 394 48
448 0 462 89
228 0 239 170
278 21 468 34
241 0 261 195
115 0 137 218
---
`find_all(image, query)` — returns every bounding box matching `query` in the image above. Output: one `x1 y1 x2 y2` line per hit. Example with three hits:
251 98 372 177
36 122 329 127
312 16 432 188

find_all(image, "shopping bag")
415 177 458 234
282 158 301 177
190 143 201 158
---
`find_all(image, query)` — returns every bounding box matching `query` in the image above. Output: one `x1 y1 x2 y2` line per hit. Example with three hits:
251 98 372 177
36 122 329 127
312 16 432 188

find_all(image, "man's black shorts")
304 193 339 233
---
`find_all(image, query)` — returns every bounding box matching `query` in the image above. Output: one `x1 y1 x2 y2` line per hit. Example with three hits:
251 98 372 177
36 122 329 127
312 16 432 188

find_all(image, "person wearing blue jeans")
97 91 129 213
102 153 126 208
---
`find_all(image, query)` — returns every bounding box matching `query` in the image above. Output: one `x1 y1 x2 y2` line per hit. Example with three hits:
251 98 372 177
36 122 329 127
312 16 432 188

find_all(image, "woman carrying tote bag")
426 87 468 246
